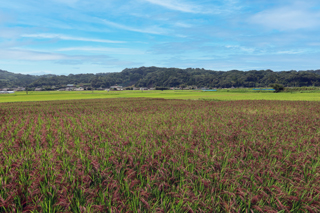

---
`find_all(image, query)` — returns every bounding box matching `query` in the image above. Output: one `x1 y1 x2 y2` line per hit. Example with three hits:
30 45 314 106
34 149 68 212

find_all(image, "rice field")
1 90 320 103
0 98 319 212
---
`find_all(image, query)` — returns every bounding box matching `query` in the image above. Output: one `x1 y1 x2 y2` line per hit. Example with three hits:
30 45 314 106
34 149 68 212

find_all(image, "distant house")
74 87 84 91
35 88 42 91
66 84 75 90
14 87 25 91
110 86 123 90
140 87 148 90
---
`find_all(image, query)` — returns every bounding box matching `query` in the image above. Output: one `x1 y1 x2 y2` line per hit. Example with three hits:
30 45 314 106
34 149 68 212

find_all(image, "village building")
110 86 123 90
14 87 25 91
66 84 75 90
74 87 84 91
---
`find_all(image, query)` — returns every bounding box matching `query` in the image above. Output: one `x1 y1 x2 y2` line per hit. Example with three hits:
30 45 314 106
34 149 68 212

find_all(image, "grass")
0 98 319 212
1 89 320 103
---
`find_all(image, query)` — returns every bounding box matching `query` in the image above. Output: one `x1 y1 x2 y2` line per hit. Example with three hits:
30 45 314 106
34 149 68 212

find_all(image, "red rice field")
0 98 320 212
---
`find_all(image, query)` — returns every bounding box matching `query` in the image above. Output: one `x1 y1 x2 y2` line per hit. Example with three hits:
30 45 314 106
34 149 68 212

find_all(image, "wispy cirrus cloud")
0 48 140 67
174 22 193 28
57 46 145 54
0 11 13 24
250 2 320 31
101 19 169 35
142 0 206 13
22 33 125 43
0 49 66 61
51 0 79 4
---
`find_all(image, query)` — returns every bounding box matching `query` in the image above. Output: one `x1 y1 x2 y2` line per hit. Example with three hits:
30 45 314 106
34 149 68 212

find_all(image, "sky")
0 0 320 75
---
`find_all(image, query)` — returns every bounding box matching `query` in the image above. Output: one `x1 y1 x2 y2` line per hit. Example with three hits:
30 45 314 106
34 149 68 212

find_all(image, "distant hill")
1 67 320 89
0 69 41 88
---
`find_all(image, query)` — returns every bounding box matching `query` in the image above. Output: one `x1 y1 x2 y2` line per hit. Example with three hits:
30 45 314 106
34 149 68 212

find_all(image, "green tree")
180 84 187 90
269 83 284 93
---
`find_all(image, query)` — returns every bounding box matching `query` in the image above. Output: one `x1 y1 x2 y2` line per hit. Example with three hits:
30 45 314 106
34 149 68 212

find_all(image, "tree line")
1 67 320 89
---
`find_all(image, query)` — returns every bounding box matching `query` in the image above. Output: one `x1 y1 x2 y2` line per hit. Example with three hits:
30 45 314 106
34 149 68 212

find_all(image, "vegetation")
269 83 284 93
0 69 40 88
284 86 320 92
3 90 320 103
2 67 320 90
0 98 319 212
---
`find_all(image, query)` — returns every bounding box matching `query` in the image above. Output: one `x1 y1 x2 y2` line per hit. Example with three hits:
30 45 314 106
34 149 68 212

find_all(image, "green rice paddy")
1 90 320 103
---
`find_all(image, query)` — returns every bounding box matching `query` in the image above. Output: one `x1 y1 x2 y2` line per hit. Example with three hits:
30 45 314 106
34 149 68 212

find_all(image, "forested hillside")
0 69 40 88
2 67 320 89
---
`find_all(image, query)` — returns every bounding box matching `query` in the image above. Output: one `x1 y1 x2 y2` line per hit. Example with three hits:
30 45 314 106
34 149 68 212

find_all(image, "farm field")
0 98 319 212
1 90 320 103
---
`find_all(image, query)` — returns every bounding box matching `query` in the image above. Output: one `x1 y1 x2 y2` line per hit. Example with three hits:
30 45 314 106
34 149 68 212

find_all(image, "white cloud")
57 46 145 54
276 50 305 54
225 45 255 53
0 12 13 24
0 49 65 61
0 48 140 67
174 22 192 28
22 33 125 43
142 0 206 13
0 47 114 62
0 27 29 39
51 0 79 5
308 42 320 46
101 19 169 35
250 4 320 31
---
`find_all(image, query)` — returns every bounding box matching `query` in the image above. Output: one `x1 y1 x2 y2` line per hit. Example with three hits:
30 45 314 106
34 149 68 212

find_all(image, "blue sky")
0 0 320 75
